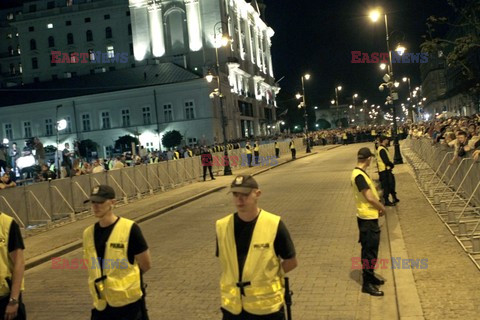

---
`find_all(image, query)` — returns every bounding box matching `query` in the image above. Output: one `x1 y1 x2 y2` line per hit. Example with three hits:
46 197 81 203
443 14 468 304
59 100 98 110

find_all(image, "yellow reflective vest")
174 151 179 159
289 141 295 149
216 210 285 315
254 144 260 152
371 130 376 136
0 213 24 297
342 133 347 139
351 169 380 220
376 146 392 173
245 144 252 154
274 142 279 149
386 129 392 138
83 218 143 311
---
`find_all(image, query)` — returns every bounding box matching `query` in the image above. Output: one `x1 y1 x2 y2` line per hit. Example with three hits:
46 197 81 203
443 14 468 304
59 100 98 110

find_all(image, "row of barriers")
402 138 480 269
0 138 305 230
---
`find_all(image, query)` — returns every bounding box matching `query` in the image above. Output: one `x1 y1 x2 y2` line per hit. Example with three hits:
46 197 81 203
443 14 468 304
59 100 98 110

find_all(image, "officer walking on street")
216 175 297 319
201 146 216 181
274 140 280 159
245 141 253 167
289 139 296 160
83 185 152 320
351 148 386 296
376 136 399 206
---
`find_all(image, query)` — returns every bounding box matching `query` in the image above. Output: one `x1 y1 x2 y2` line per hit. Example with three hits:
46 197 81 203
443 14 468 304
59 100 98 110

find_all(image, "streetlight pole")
301 74 311 153
403 77 414 122
56 104 62 179
212 21 232 176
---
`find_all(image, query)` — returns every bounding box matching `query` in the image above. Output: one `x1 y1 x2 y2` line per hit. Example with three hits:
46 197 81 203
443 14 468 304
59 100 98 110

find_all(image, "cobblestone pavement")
393 152 480 320
23 143 400 320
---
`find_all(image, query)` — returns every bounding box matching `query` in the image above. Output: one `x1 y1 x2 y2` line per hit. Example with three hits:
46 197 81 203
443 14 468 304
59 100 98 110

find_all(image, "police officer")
83 185 152 320
245 141 253 167
0 211 25 320
173 148 180 160
352 148 386 296
274 140 280 159
377 136 399 206
201 146 216 181
253 141 260 165
216 175 297 319
289 139 296 160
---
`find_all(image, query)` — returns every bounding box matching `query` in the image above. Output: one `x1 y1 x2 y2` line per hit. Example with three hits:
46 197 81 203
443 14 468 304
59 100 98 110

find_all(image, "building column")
185 0 203 51
148 1 166 57
129 0 152 61
266 28 274 77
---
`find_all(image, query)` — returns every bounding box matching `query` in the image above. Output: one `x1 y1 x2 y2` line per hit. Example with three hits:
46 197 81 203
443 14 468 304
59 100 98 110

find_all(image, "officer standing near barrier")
253 141 260 165
245 141 253 167
216 175 297 320
289 139 296 160
351 148 386 296
83 185 152 320
0 212 26 320
376 136 399 206
201 146 216 181
274 140 280 159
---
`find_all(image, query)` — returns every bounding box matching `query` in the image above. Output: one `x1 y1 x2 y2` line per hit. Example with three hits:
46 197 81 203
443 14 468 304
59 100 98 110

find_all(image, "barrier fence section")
403 138 480 269
0 138 305 229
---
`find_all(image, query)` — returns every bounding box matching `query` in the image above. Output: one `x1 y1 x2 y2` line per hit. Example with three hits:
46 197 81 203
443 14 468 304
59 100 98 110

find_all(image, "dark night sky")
262 0 454 109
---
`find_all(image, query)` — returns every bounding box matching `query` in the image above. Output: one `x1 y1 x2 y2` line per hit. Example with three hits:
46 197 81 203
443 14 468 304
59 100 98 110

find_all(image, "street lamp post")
207 21 232 176
296 74 311 153
55 104 63 179
334 86 342 126
370 10 403 164
402 77 414 122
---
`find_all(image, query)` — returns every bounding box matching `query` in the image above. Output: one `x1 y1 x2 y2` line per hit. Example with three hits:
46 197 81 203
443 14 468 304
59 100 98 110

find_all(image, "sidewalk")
24 145 335 269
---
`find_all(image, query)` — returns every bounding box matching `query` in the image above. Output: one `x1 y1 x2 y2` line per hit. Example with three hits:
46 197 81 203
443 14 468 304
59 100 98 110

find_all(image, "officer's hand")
5 303 19 320
379 210 385 217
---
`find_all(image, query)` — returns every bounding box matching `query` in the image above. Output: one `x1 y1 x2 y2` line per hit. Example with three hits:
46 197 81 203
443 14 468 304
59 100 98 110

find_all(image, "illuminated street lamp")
297 73 312 152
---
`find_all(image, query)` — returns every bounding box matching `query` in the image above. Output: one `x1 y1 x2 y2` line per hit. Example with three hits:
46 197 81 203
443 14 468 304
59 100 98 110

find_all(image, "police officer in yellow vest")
274 140 280 159
253 141 260 165
83 185 152 320
173 148 180 160
352 148 386 296
245 141 253 167
0 212 25 320
342 132 348 145
289 139 296 160
371 128 377 142
377 136 399 206
216 175 297 320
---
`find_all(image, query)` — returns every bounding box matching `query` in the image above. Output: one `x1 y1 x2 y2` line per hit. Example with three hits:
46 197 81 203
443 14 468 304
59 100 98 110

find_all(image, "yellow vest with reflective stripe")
371 130 376 136
245 145 252 154
351 169 380 220
254 144 259 152
386 130 392 138
274 142 279 149
188 150 193 157
342 133 347 139
216 210 284 315
289 141 295 149
174 151 179 159
83 218 143 311
376 146 392 172
0 213 24 297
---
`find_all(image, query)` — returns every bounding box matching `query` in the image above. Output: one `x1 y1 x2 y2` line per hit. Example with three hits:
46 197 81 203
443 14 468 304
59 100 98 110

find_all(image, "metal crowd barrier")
0 138 304 230
402 138 480 269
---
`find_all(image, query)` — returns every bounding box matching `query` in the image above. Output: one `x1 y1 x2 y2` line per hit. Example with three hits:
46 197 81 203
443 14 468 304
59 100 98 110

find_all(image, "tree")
44 145 57 153
162 130 183 150
114 135 139 153
78 139 98 158
316 119 331 129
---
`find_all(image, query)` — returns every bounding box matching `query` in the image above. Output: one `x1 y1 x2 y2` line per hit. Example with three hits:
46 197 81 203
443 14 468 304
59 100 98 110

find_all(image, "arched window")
8 45 13 55
30 39 36 50
86 30 93 42
48 36 55 47
105 27 112 39
67 33 74 44
165 9 187 54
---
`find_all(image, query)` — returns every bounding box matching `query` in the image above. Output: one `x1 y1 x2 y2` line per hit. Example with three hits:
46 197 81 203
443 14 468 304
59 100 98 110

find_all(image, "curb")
25 149 321 270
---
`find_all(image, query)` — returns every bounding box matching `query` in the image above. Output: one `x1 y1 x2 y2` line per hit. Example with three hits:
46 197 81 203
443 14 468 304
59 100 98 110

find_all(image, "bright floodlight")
394 81 400 88
353 93 358 98
2 138 9 144
380 63 386 70
402 77 408 82
57 119 67 130
369 10 381 22
296 93 302 100
206 73 214 83
331 100 336 105
304 74 311 80
220 36 230 47
395 44 406 56
349 105 353 109
422 97 427 101
364 99 368 103
337 86 342 91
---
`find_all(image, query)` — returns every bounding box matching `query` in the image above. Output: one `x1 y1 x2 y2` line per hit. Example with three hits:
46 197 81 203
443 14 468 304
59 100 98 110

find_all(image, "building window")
88 49 95 61
50 55 56 66
105 27 113 39
104 14 110 20
30 39 36 50
185 101 195 119
66 20 72 26
128 24 132 36
65 116 72 133
82 114 91 131
67 33 74 45
32 57 38 69
163 104 173 122
23 121 32 138
86 30 93 42
85 17 91 23
45 119 53 136
47 23 53 29
18 63 22 74
48 36 55 47
9 64 15 75
8 46 13 56
107 46 114 58
142 107 151 125
101 111 111 129
121 109 130 127
187 138 197 147
4 124 13 140
29 4 37 13
7 13 14 21
28 26 34 32
66 0 73 7
47 1 55 9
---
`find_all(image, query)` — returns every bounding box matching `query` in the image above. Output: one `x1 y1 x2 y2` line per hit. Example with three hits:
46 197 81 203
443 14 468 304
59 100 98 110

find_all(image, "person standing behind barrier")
371 128 377 142
83 185 151 320
351 148 386 296
0 211 26 320
342 132 348 145
253 141 260 165
216 175 297 319
201 146 216 181
274 140 280 159
289 139 296 160
245 141 253 167
62 143 74 178
377 136 398 206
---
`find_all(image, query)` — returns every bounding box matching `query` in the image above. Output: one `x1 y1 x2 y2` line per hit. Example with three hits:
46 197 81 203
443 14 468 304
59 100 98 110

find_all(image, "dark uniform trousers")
290 149 296 160
254 151 260 164
275 148 280 158
91 300 144 320
221 307 285 320
203 165 214 180
357 218 380 285
247 154 253 167
379 170 396 202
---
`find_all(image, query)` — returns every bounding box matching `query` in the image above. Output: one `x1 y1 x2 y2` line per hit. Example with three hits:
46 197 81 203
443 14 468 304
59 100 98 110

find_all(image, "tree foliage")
78 139 98 158
114 135 139 153
161 130 183 149
316 119 331 129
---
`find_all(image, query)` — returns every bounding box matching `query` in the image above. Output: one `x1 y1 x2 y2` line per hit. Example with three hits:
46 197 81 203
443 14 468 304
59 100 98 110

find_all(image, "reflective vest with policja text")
351 169 380 220
216 210 285 315
0 213 25 297
376 146 393 173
